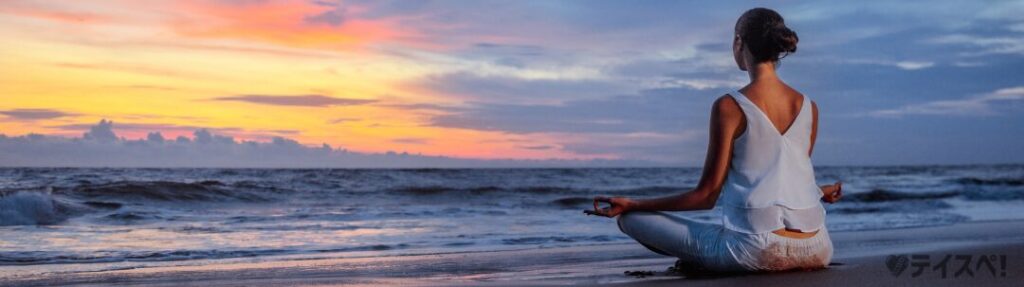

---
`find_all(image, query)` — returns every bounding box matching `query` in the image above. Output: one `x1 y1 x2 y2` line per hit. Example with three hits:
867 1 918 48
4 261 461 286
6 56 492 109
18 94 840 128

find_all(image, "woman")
586 8 843 273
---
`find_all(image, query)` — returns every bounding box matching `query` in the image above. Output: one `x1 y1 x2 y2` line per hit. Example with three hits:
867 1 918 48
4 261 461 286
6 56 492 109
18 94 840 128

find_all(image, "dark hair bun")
770 25 798 55
736 8 798 63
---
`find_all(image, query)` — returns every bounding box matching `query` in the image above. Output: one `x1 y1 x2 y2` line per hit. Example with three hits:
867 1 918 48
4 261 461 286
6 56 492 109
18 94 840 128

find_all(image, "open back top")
720 89 825 234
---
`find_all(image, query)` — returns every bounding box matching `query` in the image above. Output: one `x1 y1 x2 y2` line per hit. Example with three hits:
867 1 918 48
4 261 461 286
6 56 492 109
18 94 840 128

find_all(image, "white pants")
617 211 833 272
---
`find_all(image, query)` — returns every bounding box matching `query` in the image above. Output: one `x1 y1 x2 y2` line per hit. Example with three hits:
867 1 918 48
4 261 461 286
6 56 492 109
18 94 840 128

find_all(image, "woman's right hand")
585 196 635 217
820 181 843 204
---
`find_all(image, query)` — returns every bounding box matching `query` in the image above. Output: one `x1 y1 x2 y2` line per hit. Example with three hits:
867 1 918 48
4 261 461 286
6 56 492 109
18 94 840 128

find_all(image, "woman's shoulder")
712 94 744 116
710 94 747 128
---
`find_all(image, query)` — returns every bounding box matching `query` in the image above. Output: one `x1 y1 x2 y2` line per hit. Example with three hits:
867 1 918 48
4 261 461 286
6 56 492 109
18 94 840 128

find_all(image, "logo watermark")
886 253 1008 279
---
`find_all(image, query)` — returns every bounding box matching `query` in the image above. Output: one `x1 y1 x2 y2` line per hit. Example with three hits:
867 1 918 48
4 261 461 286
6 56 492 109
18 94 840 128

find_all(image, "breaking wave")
63 180 269 202
0 190 82 226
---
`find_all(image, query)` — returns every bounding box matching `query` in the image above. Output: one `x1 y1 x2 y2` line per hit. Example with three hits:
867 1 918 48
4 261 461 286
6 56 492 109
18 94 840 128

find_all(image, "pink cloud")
169 0 421 51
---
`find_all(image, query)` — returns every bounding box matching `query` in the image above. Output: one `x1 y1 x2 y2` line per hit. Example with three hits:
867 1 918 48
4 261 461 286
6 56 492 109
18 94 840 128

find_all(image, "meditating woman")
586 7 844 273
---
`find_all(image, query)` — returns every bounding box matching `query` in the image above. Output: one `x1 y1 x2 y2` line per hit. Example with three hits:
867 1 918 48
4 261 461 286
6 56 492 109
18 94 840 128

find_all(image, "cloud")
829 58 937 71
82 119 118 142
268 129 300 134
867 86 1024 117
471 43 546 57
0 120 655 167
279 0 730 54
894 61 936 70
47 120 297 143
952 61 987 67
518 145 556 150
91 39 337 59
0 109 77 120
1011 23 1024 33
427 86 712 134
171 0 412 51
212 94 376 107
452 42 552 69
53 62 214 80
421 86 716 164
927 34 1024 56
378 103 466 113
413 72 633 104
522 131 706 164
391 137 429 145
303 4 346 26
327 117 360 124
0 2 119 24
658 77 748 90
50 122 242 134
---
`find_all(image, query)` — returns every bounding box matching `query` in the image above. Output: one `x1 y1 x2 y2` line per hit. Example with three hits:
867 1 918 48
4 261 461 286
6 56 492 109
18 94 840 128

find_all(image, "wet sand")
4 220 1023 286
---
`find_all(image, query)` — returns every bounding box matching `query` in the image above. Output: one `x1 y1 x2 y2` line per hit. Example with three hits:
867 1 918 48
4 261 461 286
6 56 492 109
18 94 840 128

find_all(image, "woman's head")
733 8 798 71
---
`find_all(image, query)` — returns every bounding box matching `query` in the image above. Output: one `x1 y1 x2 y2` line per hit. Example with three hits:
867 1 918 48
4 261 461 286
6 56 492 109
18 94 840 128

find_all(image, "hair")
735 7 798 63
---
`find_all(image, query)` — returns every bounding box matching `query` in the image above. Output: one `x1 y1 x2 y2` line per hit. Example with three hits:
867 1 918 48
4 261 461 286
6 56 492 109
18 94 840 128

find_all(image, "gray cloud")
415 72 634 104
328 117 361 124
391 137 429 145
309 1 1024 165
378 103 466 113
866 86 1024 117
268 129 301 134
471 43 546 57
557 131 705 162
332 0 739 52
519 145 556 150
928 34 1024 57
213 95 376 107
458 42 551 68
0 109 77 120
48 121 299 143
303 1 350 18
82 119 118 142
0 120 656 168
427 86 715 134
304 3 346 26
51 122 243 134
419 86 718 164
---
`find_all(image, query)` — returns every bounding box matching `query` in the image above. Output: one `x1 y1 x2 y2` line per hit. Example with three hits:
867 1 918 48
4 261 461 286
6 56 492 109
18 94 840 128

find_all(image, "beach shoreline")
4 219 1023 286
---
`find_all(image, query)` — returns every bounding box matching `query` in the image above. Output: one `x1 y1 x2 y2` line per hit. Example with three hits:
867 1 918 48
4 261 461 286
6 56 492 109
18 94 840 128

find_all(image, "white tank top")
720 89 826 234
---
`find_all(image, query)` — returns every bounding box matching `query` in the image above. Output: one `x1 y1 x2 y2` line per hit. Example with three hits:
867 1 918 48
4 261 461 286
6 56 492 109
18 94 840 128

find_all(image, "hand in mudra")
820 181 843 204
584 196 634 217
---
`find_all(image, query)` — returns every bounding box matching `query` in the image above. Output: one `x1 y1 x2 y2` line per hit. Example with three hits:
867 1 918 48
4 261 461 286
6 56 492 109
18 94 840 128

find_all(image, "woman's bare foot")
668 259 716 277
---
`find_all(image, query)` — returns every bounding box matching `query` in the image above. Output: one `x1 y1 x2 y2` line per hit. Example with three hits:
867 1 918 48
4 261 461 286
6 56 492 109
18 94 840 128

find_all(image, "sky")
1 0 1023 167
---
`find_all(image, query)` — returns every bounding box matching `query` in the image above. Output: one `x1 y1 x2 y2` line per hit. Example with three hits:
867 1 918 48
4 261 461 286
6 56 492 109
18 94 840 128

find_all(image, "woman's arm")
810 100 844 203
588 95 744 217
810 100 818 157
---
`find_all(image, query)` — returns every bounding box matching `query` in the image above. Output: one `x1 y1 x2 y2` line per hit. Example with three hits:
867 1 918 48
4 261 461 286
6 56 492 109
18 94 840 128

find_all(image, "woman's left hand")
585 196 635 217
820 181 843 204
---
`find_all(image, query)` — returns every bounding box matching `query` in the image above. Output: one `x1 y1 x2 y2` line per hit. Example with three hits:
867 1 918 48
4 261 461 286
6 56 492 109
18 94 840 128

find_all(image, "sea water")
0 165 1021 272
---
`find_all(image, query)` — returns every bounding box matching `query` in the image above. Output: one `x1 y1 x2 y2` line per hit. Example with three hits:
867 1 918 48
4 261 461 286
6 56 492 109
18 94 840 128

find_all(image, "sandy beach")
4 219 1021 286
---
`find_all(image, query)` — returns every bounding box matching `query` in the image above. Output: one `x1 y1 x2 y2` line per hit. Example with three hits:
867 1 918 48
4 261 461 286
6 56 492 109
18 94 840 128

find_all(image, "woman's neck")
746 61 779 84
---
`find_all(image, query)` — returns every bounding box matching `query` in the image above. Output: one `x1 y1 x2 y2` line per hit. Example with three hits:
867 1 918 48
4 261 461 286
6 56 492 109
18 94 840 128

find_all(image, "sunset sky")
2 0 1022 166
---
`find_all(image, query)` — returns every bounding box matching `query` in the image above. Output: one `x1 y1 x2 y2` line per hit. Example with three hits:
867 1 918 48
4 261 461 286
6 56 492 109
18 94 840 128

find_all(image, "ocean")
1 165 1022 274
